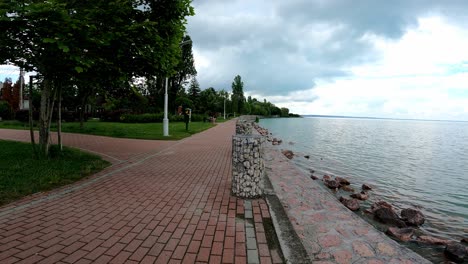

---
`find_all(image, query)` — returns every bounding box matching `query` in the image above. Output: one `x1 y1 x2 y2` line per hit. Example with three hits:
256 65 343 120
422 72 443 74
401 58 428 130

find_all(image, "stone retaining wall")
232 116 265 198
263 144 431 263
235 115 257 135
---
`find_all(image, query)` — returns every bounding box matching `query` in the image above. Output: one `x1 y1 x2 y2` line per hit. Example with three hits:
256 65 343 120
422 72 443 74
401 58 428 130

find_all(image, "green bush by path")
0 140 110 206
120 113 208 123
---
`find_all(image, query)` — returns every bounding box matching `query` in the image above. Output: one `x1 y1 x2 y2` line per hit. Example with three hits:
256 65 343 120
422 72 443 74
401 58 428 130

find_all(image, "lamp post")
163 39 193 136
163 77 169 136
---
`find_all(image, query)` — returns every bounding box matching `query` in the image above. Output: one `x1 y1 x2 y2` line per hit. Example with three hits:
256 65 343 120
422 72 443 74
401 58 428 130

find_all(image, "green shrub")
170 114 184 122
0 101 12 120
119 113 210 123
120 113 164 123
100 110 130 122
191 114 206 122
15 109 40 122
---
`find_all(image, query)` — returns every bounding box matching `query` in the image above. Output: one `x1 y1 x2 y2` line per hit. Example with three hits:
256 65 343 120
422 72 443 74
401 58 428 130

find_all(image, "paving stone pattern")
0 122 282 264
264 145 431 264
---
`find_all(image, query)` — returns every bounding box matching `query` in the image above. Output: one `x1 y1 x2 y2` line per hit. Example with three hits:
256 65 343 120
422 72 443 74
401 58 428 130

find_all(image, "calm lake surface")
260 117 467 256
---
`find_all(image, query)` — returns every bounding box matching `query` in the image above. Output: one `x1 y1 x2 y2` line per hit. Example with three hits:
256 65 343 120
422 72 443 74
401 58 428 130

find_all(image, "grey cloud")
276 0 468 38
187 0 468 97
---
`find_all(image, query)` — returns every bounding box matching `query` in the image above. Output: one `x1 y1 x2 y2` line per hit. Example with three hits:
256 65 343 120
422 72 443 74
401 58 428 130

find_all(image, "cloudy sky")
187 0 468 121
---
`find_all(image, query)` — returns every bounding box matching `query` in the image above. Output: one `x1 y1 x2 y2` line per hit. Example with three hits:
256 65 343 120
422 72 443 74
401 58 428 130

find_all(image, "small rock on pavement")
445 242 467 263
339 196 360 211
386 227 414 242
417 235 451 245
401 208 425 226
362 184 372 190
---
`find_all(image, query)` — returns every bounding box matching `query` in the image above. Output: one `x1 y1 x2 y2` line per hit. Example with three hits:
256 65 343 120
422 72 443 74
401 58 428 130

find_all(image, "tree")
169 35 197 111
0 0 194 156
231 75 245 114
1 78 12 110
188 77 201 111
199 87 218 114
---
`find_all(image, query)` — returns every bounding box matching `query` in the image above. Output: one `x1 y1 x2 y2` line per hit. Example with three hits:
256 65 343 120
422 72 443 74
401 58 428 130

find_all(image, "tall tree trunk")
57 85 62 151
39 78 56 157
28 76 37 158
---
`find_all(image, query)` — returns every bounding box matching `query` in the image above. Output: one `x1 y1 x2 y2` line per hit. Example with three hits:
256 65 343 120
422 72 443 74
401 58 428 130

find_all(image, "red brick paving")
0 122 281 263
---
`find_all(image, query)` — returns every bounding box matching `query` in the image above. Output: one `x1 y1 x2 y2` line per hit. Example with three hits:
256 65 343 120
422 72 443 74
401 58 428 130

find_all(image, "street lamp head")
179 39 192 47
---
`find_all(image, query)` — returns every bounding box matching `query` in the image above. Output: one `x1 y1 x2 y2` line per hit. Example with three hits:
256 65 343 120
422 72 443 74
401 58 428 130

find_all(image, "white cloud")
286 16 468 121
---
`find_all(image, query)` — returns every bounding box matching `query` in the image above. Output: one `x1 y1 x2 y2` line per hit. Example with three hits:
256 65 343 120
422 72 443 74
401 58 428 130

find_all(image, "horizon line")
299 114 468 123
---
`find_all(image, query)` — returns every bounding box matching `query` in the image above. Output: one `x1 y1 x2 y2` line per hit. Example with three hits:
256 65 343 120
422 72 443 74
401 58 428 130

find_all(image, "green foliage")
231 75 245 114
0 0 195 156
120 113 206 123
120 113 164 123
0 100 12 120
188 77 201 110
0 140 109 206
175 96 194 110
280 107 290 117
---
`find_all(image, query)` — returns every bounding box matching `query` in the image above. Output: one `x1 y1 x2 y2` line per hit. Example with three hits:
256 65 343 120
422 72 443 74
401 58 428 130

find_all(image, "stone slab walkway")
0 122 282 264
263 144 431 264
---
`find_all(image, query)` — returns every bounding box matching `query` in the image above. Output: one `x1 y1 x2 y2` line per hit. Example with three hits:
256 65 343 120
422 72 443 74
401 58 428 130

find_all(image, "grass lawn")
0 119 218 140
0 140 110 206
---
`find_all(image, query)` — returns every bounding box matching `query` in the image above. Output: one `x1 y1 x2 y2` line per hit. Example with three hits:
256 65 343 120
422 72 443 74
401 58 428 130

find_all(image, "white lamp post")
163 39 193 136
163 77 169 136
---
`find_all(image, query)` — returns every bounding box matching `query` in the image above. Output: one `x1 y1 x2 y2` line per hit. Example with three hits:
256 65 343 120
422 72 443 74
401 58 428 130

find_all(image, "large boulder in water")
445 243 467 263
362 184 372 191
323 174 331 181
335 176 350 185
326 180 340 189
281 150 294 159
386 227 414 242
371 201 393 212
374 207 406 227
350 191 369 201
310 175 319 180
417 235 451 245
339 197 360 211
401 208 425 226
341 185 355 192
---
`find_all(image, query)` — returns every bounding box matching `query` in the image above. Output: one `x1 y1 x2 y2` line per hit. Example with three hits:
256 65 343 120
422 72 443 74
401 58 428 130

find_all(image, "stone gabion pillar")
232 135 265 198
235 120 253 135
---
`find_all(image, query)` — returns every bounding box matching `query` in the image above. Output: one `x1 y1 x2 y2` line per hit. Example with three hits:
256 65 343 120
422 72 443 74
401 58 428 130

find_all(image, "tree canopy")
0 0 195 156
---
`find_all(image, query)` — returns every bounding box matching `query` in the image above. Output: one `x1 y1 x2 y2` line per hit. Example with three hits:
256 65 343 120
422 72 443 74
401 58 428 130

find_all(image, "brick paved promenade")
0 122 283 264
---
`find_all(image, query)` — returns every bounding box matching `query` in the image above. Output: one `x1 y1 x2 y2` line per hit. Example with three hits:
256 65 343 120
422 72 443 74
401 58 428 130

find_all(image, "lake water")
260 117 468 260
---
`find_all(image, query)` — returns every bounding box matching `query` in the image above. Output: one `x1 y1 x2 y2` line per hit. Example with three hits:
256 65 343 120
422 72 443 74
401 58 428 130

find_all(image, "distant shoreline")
301 114 468 123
